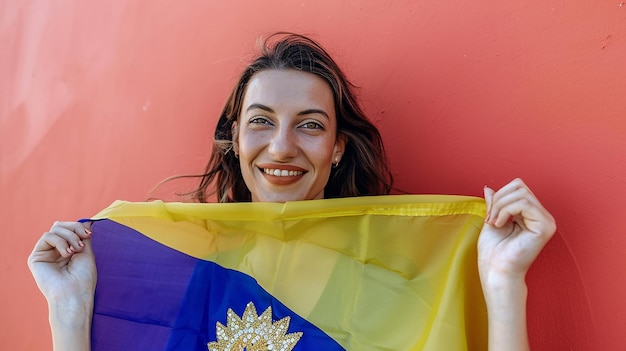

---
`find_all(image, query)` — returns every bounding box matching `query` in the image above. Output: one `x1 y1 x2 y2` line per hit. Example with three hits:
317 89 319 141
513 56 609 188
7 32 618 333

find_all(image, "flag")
87 195 488 350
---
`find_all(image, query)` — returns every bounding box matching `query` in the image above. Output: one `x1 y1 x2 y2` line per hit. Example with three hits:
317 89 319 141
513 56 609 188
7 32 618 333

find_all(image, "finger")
483 186 495 223
488 180 540 225
51 221 93 238
492 198 554 237
489 188 535 225
490 178 534 204
492 199 533 228
50 226 85 254
32 231 74 259
80 220 93 233
50 222 92 252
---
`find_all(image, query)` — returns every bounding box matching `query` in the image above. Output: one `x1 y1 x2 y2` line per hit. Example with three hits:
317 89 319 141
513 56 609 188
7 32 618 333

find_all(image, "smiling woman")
191 33 394 203
27 33 556 351
234 69 345 202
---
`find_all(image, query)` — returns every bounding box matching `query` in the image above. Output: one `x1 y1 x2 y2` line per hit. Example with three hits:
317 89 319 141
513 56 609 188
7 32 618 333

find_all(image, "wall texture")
1 1 624 349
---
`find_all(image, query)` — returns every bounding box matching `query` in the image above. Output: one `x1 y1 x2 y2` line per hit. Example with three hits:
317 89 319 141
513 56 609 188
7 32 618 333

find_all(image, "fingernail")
79 240 84 247
85 229 92 235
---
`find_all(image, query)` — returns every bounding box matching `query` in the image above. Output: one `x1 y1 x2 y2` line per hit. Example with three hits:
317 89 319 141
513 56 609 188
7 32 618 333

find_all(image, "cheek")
237 131 264 158
307 140 336 172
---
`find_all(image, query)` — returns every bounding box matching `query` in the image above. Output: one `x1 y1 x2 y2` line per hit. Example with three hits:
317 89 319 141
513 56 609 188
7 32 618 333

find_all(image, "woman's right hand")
28 221 96 350
28 221 97 304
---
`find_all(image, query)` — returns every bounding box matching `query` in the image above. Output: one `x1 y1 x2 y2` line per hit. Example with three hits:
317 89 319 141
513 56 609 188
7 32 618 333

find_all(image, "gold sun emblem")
207 301 303 351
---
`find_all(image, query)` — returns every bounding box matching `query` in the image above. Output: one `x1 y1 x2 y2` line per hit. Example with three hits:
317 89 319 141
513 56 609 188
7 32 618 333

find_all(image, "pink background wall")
2 1 625 349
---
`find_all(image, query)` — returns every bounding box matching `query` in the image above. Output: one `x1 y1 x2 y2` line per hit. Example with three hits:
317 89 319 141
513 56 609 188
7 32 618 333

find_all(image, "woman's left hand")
478 178 556 289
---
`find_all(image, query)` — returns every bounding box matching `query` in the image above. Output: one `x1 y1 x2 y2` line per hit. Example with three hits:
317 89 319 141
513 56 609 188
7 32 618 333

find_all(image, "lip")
257 163 307 186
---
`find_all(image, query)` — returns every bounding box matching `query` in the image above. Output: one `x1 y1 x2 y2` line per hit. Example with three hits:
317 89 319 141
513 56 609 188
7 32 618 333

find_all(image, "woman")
28 33 556 350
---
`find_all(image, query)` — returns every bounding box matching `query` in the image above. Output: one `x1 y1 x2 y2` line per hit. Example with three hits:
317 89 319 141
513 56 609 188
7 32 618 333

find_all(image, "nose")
268 125 298 160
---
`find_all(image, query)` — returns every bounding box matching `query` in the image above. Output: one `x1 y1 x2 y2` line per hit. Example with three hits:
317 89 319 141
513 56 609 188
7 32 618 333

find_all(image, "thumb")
69 237 96 268
81 238 95 257
483 186 495 223
68 238 97 285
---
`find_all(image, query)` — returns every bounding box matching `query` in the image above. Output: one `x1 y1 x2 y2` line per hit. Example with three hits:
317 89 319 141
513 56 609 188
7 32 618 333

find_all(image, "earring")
332 156 341 168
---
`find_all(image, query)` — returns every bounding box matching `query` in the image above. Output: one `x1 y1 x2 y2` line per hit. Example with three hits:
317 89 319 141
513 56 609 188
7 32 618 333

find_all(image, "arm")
28 221 96 351
479 179 556 351
481 269 529 350
49 297 93 351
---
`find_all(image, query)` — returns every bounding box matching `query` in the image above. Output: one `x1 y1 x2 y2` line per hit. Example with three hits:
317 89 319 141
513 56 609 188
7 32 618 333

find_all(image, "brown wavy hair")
190 33 393 203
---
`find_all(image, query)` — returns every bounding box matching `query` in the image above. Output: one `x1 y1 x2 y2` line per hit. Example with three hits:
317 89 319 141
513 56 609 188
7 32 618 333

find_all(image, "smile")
262 168 304 177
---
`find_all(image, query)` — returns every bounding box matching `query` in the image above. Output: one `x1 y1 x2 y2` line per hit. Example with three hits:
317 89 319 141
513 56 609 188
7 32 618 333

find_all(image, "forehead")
242 69 335 112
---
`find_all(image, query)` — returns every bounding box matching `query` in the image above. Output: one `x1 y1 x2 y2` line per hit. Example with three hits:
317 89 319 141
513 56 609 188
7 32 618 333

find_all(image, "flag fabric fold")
88 195 488 350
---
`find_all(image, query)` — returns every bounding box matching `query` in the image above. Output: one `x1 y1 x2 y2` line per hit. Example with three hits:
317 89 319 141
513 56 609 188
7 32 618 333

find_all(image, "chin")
255 195 303 203
253 191 322 203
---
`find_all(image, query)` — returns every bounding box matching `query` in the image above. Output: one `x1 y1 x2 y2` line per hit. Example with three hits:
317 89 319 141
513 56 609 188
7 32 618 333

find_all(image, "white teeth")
263 168 303 177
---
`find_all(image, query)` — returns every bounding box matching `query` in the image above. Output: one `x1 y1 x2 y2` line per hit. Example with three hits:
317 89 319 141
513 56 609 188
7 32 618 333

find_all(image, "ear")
333 133 347 164
231 121 239 156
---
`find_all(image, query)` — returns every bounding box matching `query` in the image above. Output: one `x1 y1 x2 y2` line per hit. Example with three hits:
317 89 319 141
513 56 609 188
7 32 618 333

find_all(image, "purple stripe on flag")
91 219 200 350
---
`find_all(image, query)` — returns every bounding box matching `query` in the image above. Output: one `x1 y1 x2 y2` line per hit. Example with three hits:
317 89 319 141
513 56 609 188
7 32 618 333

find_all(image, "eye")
300 121 324 130
248 116 272 126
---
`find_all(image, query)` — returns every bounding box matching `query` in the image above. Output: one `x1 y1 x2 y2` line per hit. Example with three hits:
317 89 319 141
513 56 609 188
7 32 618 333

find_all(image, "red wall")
2 1 624 349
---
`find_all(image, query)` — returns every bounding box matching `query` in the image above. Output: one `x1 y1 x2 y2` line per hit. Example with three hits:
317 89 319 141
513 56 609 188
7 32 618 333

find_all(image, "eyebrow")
246 103 329 120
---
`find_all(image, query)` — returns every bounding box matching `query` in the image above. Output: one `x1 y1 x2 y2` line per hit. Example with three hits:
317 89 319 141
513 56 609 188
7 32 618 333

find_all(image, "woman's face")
233 69 345 202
